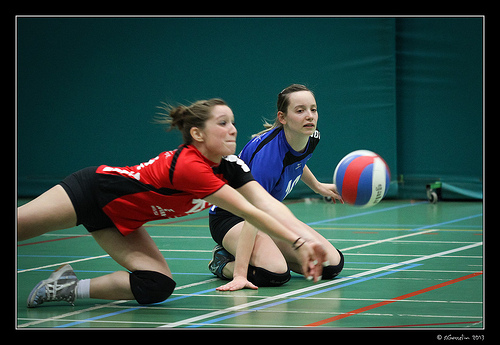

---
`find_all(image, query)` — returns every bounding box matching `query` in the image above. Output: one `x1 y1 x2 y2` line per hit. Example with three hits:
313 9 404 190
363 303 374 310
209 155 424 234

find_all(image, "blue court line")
16 269 215 276
54 288 217 328
54 306 143 328
409 213 482 231
55 264 419 328
17 261 390 274
171 272 213 276
37 202 480 328
315 223 482 229
17 255 93 258
306 201 427 226
17 256 208 261
186 264 421 328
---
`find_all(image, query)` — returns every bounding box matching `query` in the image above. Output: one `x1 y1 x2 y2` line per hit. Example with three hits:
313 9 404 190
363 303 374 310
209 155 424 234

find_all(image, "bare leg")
89 271 133 300
18 185 171 302
220 219 340 276
17 185 77 241
221 222 288 279
89 227 172 300
274 228 341 274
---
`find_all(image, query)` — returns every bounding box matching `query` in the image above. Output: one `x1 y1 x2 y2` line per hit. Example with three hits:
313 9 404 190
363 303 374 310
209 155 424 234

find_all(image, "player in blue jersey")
209 84 345 291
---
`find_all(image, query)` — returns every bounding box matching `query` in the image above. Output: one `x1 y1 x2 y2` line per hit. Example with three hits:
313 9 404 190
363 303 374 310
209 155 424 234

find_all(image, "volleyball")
333 150 391 207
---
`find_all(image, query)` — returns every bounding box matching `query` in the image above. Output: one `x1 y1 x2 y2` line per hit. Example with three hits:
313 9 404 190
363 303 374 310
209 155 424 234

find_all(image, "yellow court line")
145 223 482 233
146 224 208 228
313 227 482 232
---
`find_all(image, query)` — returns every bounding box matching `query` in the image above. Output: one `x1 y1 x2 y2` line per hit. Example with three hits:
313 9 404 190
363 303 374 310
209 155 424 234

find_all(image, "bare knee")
326 244 342 266
251 232 288 274
245 233 291 287
252 255 288 274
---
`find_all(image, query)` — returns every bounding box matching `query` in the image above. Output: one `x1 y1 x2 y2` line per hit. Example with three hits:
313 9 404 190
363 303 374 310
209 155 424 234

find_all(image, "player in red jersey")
18 98 328 308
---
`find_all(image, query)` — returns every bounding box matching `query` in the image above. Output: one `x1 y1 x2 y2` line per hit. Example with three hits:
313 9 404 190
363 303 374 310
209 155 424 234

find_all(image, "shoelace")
45 279 76 302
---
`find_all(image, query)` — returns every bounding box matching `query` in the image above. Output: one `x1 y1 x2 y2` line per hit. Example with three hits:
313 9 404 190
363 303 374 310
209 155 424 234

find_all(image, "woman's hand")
216 276 258 291
314 183 344 204
300 166 343 204
294 239 329 282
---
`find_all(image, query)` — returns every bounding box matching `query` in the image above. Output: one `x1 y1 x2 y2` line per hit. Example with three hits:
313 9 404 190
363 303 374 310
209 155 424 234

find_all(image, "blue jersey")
239 126 320 201
209 126 320 220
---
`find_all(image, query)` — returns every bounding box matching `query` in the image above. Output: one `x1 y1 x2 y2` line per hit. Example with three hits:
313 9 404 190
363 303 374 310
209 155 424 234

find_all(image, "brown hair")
155 98 228 144
253 84 313 138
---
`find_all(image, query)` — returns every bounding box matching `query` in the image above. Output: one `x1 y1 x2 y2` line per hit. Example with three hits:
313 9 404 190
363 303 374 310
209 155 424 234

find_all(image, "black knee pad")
247 265 291 287
129 270 176 305
322 249 344 280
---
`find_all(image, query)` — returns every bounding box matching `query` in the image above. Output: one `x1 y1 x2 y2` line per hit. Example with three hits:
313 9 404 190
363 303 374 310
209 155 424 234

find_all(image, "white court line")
16 230 473 274
159 249 211 253
17 203 482 327
20 230 447 328
346 253 482 258
17 239 482 328
17 254 110 273
41 234 213 239
19 201 424 273
17 230 437 273
17 277 219 328
17 300 130 328
339 229 436 251
41 233 478 245
173 278 219 290
159 241 482 328
330 238 476 244
17 250 212 273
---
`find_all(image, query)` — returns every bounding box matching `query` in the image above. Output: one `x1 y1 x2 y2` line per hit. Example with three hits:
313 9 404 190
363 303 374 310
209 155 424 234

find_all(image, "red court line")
371 321 482 328
144 215 209 226
19 214 211 246
18 199 302 245
304 271 483 327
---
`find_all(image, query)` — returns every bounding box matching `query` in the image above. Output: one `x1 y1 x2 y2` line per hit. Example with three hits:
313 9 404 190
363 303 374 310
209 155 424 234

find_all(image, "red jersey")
94 144 253 236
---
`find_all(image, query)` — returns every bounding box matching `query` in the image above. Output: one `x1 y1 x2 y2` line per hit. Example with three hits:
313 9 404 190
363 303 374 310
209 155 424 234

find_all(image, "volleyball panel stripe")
341 156 375 205
334 154 363 196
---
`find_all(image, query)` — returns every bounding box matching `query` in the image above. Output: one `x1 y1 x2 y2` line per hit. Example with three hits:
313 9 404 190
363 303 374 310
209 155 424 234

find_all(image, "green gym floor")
16 199 483 329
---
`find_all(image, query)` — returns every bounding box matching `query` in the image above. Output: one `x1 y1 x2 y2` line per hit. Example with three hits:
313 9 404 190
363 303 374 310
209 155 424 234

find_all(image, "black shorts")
209 208 244 245
59 166 115 233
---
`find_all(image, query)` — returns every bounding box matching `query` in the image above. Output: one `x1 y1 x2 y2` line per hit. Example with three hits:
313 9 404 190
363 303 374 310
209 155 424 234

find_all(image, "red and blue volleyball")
333 150 391 208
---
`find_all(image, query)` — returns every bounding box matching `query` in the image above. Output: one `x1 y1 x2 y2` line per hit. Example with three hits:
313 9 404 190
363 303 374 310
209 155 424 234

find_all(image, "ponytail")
155 98 227 144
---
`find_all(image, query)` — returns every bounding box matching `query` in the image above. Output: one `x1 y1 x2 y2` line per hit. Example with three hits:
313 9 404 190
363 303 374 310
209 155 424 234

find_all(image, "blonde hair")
155 98 227 144
252 84 313 138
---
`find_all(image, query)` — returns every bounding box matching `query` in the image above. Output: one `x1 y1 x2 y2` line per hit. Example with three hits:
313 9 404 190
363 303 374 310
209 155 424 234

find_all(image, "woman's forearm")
300 165 320 193
233 221 258 279
204 185 299 245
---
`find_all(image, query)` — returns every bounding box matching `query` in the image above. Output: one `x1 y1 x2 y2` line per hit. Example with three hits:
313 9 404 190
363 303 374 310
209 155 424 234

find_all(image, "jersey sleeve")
213 155 255 189
171 153 226 199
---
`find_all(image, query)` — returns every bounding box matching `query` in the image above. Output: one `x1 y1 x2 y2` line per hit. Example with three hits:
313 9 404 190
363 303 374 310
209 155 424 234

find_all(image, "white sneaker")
27 264 78 308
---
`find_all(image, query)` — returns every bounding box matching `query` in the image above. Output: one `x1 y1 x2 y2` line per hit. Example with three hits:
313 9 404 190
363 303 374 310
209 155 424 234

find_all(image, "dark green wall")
17 17 482 199
395 18 483 198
